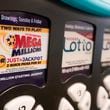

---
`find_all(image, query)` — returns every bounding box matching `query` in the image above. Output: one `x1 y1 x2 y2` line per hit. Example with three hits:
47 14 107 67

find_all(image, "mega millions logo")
5 35 16 49
1 33 42 57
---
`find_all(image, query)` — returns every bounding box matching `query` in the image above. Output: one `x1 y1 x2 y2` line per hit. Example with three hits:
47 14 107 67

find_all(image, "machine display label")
62 21 94 81
0 11 50 91
101 28 110 71
0 25 48 73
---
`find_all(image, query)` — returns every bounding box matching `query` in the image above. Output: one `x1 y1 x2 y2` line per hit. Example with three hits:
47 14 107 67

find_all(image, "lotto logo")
0 55 6 67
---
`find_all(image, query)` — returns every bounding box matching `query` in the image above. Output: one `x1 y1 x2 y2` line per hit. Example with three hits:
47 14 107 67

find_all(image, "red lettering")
27 36 32 47
14 35 26 48
37 39 41 46
14 34 41 49
32 38 41 47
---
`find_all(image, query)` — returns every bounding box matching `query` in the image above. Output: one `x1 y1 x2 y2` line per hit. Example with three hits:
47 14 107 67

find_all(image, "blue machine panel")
61 0 110 16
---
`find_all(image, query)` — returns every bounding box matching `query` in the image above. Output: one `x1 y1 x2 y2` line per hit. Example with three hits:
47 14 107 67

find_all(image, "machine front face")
0 0 110 110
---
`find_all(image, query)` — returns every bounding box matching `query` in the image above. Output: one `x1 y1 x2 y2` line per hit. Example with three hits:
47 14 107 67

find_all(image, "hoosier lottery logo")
0 33 42 57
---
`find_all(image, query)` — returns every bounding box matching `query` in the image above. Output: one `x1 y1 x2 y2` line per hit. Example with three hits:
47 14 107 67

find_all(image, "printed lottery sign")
101 28 110 69
62 21 94 81
0 12 50 89
0 25 49 74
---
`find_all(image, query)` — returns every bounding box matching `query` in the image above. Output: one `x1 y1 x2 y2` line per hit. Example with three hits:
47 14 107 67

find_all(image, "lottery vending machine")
0 0 110 110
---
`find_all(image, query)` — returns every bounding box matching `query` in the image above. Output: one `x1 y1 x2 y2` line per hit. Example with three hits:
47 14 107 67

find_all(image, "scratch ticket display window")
101 28 110 72
62 21 94 81
0 11 50 91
